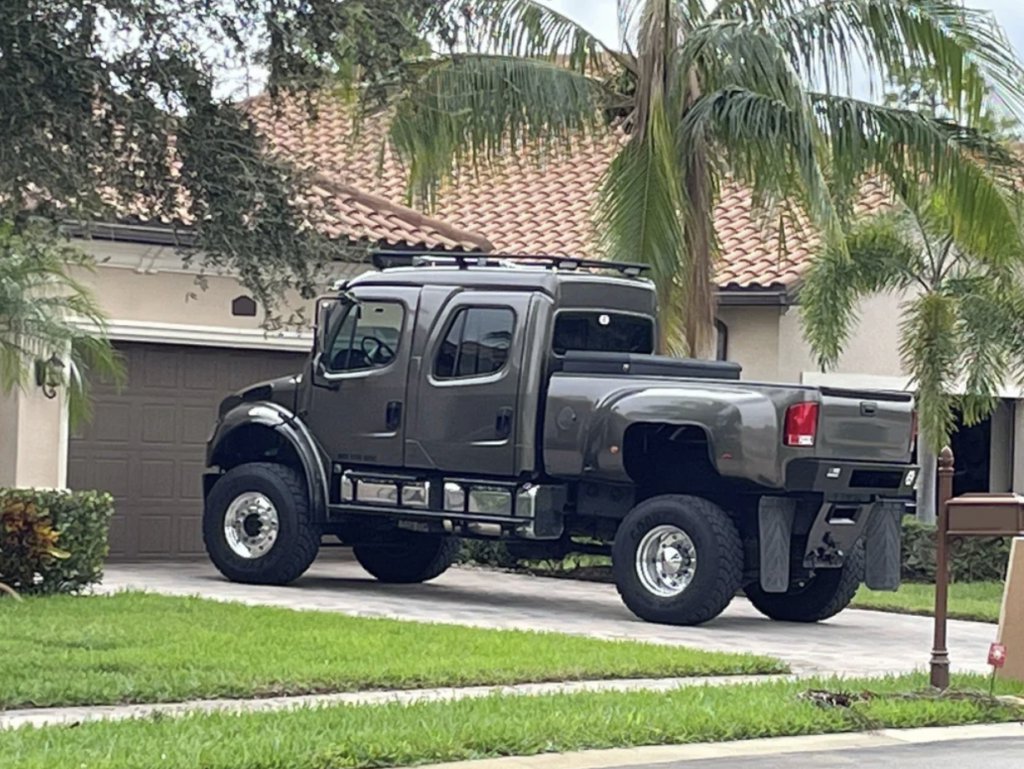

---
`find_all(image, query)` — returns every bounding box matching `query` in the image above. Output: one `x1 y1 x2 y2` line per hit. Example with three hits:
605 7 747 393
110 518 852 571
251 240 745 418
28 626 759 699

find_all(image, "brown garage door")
68 343 307 560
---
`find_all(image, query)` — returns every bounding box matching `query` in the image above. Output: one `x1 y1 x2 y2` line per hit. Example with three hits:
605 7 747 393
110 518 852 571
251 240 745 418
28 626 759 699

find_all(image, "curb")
404 722 1024 769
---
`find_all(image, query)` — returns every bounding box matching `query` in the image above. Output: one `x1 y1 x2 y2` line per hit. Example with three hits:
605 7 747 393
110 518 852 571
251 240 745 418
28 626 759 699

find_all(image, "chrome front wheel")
223 491 280 559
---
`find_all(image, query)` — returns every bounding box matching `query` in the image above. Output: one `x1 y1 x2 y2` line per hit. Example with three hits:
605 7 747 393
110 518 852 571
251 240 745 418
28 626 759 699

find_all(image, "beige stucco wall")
0 386 65 489
719 291 909 385
717 306 783 382
73 240 316 332
777 291 907 382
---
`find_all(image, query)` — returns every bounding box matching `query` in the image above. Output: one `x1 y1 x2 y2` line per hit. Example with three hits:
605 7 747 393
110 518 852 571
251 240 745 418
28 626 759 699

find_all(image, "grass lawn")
852 582 1004 623
0 591 784 709
3 674 1023 769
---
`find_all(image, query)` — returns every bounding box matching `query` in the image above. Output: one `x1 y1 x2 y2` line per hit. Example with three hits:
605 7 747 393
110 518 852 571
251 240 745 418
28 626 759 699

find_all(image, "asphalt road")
645 738 1024 768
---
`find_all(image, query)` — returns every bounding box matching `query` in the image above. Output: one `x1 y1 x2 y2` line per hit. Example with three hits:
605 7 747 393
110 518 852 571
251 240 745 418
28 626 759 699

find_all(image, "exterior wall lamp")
34 355 65 400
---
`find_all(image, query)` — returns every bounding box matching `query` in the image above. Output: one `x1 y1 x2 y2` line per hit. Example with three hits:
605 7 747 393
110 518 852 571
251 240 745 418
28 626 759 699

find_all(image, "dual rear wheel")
612 494 862 626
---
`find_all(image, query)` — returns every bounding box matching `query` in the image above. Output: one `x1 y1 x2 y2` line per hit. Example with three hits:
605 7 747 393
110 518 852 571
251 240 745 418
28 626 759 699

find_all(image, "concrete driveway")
99 553 998 678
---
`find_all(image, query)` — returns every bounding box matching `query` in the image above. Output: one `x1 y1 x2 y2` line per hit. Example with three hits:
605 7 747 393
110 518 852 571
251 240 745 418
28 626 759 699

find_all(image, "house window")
434 307 515 379
232 295 257 317
714 319 729 361
325 300 405 373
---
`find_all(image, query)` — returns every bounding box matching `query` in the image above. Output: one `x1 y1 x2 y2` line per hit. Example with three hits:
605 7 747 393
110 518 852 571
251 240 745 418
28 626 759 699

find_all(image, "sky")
548 0 1024 57
218 1 1024 102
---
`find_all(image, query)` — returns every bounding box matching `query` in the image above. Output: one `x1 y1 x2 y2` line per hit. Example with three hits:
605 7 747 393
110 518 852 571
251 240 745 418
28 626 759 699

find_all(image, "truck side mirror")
314 297 341 355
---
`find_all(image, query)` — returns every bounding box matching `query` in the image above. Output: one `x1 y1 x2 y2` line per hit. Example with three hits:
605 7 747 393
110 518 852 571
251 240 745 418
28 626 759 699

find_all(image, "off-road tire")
744 542 865 623
203 462 320 585
612 494 743 626
353 533 461 584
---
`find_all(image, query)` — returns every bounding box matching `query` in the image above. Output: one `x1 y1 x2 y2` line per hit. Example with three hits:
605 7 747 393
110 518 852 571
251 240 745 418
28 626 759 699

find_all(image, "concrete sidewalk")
1 674 787 731
99 556 999 678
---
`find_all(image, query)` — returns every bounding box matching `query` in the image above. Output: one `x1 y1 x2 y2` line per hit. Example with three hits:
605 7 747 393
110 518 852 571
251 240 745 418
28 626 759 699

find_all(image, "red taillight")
784 402 819 447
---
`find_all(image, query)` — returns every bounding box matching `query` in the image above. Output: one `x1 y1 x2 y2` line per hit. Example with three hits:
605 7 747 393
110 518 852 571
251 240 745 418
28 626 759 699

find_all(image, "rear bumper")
784 459 918 498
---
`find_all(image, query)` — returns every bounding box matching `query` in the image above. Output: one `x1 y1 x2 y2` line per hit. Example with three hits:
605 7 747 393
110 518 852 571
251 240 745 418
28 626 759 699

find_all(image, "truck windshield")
552 311 655 355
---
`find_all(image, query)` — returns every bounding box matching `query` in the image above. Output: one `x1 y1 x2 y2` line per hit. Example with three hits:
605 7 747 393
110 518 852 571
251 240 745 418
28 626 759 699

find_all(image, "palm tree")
800 186 1024 452
369 0 1024 356
0 219 124 428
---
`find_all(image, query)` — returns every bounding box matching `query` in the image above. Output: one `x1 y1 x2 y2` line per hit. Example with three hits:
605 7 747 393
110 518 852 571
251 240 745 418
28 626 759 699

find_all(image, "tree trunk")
680 69 717 360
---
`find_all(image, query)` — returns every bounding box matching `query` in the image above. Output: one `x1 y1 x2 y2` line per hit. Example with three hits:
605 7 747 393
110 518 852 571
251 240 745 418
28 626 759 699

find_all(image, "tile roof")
244 94 893 289
306 176 492 252
96 116 488 253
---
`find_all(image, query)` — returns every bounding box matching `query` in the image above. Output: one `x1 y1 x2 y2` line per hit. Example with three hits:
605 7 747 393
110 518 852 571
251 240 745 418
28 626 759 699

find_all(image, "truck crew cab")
202 252 918 626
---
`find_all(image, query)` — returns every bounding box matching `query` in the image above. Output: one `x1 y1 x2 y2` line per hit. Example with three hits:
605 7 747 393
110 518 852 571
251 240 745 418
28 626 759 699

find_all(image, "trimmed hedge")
459 517 1012 585
0 489 114 595
901 516 1010 583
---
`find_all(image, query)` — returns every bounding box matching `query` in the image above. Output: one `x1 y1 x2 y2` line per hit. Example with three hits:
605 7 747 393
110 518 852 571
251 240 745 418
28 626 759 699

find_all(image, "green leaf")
389 55 609 206
595 93 687 352
800 212 920 369
0 219 125 430
900 291 959 452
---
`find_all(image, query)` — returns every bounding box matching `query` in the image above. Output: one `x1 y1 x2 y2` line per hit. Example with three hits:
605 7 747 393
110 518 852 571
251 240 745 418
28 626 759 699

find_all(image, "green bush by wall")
0 489 114 595
901 516 1010 583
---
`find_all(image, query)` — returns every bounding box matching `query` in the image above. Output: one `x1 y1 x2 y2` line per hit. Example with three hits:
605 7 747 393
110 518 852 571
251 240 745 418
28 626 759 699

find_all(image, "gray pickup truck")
202 252 918 626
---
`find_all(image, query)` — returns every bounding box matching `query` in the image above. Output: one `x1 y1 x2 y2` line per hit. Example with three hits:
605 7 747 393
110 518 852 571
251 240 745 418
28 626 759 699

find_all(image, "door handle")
386 401 403 431
495 407 514 440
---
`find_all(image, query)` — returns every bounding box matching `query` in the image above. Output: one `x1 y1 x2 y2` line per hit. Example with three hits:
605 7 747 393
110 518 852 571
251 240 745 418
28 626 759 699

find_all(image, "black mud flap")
863 500 903 591
758 497 796 593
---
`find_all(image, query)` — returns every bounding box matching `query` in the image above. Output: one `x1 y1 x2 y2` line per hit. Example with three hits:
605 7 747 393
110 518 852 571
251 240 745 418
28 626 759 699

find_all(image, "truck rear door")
405 290 533 478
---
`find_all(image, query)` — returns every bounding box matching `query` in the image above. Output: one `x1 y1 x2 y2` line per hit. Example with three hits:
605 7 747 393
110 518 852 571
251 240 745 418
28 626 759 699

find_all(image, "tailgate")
814 387 915 463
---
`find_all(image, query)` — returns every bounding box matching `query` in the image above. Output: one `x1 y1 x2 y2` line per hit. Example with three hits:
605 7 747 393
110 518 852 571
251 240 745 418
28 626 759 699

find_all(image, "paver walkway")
99 554 997 678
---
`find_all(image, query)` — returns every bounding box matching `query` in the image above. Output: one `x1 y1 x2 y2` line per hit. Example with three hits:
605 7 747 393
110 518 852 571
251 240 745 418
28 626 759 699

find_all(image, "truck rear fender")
545 381 785 486
205 402 329 518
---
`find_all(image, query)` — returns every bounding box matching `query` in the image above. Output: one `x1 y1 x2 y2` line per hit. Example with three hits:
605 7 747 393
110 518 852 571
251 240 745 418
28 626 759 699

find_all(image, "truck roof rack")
370 250 652 278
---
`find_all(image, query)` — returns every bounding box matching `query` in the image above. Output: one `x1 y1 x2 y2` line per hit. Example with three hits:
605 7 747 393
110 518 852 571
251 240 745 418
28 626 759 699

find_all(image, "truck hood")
217 374 301 419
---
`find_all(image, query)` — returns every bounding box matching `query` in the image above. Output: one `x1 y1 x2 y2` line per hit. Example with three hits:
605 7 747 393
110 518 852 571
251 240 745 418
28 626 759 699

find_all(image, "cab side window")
326 301 405 373
434 307 515 379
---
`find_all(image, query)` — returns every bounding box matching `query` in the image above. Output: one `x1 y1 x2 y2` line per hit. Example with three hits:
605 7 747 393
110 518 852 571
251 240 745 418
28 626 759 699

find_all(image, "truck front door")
308 286 420 468
407 291 531 478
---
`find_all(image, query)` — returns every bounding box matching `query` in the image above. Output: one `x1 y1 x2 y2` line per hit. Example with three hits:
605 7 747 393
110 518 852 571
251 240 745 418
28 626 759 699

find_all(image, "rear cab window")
552 311 655 355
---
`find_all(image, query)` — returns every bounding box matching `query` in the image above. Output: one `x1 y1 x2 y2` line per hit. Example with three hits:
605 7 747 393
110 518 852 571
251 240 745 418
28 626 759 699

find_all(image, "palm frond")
388 55 610 206
596 93 688 352
442 0 611 70
727 0 1024 123
682 87 843 253
0 219 125 430
948 273 1011 427
800 212 920 369
810 93 1024 265
900 291 959 452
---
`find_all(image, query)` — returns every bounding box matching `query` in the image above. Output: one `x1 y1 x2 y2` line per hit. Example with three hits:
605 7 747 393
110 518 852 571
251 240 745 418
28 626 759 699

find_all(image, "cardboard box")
996 537 1024 681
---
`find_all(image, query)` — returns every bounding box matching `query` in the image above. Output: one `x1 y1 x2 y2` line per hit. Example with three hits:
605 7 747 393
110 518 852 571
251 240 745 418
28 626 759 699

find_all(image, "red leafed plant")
1 496 70 597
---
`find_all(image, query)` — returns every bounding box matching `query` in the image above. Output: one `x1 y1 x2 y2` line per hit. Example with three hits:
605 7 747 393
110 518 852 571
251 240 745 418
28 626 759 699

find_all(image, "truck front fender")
205 402 330 518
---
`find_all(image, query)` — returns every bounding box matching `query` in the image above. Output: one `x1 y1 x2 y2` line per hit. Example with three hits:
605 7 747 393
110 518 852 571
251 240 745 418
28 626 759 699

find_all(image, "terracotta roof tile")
245 93 893 288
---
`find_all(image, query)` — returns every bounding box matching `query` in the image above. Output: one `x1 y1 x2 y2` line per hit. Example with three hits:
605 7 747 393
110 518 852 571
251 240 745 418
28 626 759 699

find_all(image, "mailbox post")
930 447 1024 689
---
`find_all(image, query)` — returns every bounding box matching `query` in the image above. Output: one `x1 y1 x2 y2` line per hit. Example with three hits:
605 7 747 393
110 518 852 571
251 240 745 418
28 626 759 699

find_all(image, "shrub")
901 516 1010 583
460 517 1012 585
457 540 518 569
0 489 114 595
